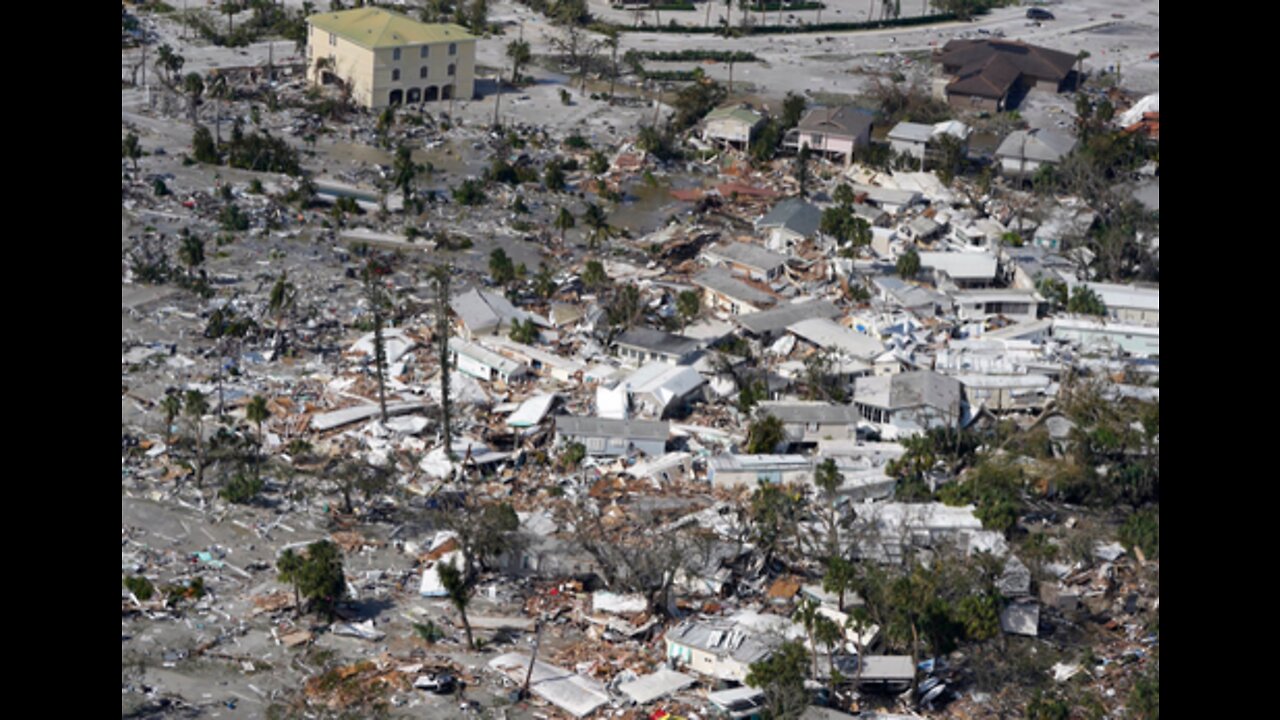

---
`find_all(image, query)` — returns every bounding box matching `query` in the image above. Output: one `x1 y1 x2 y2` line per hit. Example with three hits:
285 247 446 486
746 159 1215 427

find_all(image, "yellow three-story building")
306 7 476 110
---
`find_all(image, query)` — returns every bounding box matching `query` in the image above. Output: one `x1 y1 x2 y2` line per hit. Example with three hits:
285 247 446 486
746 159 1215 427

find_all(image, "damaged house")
451 286 534 338
614 327 702 367
852 370 964 431
756 402 864 445
554 415 669 457
664 618 776 682
448 338 531 384
694 267 778 315
703 241 789 283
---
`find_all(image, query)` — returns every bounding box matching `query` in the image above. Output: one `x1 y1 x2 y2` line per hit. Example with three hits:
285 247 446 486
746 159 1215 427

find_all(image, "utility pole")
522 618 544 698
493 66 503 129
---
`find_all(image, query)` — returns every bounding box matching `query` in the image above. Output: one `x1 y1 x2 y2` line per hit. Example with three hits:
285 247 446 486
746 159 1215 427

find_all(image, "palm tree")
184 390 210 487
582 202 612 250
428 264 454 458
437 558 475 649
207 71 229 145
533 263 558 300
362 260 392 423
795 145 811 197
676 289 701 330
183 72 204 125
796 597 822 677
554 206 575 243
246 395 269 480
705 0 714 27
1075 50 1091 90
156 44 184 86
602 28 620 102
161 393 183 442
506 39 531 84
122 132 143 172
393 144 419 210
814 458 843 554
222 1 239 35
814 614 843 693
267 271 297 358
178 233 205 283
277 548 304 617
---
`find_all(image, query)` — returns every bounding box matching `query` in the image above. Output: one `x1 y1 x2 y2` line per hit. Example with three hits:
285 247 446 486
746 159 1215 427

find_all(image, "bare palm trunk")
827 644 836 695
493 67 503 128
460 604 475 649
810 628 820 677
374 312 389 423
610 46 619 101
195 420 206 488
705 0 713 26
909 621 920 693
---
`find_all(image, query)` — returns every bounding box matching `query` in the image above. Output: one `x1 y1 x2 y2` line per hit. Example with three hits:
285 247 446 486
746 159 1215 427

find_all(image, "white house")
448 337 530 383
1052 317 1160 357
887 119 973 164
995 128 1077 177
949 288 1044 323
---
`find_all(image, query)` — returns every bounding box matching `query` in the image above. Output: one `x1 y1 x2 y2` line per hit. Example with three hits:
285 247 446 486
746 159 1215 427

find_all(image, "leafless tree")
559 500 707 617
548 25 605 93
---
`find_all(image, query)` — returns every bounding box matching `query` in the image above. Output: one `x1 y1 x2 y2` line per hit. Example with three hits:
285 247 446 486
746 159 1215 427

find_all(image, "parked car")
1026 8 1055 20
414 673 456 694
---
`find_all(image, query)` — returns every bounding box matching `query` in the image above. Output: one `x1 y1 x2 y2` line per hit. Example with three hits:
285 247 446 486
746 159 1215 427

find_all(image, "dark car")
1026 8 1055 20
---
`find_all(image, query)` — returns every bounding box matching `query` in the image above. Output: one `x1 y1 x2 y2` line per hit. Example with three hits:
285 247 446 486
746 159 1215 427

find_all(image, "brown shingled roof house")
935 40 1078 112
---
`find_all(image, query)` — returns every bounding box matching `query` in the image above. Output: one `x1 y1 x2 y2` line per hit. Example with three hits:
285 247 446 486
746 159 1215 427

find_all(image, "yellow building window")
449 43 457 56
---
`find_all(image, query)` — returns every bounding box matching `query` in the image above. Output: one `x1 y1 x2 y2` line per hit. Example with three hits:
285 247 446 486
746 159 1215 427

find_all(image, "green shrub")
1119 507 1159 559
220 472 264 505
562 442 586 470
413 621 444 643
124 575 155 601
